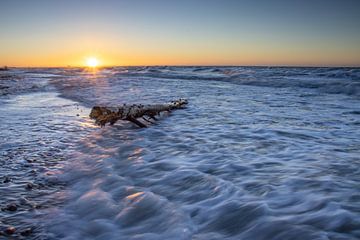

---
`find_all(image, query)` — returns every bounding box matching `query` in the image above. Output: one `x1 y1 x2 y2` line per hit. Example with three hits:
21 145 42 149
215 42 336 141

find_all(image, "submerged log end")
89 107 116 127
89 106 103 119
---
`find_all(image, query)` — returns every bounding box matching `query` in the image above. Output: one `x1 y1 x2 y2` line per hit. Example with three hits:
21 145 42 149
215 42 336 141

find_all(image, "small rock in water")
5 203 18 211
20 228 32 236
26 182 34 190
3 176 11 183
5 226 16 235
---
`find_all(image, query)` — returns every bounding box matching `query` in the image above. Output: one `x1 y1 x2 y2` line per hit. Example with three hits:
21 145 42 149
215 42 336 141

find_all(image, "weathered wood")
90 99 188 127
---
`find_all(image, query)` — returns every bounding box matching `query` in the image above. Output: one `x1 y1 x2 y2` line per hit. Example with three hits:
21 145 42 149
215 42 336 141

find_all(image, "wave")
109 66 360 97
20 66 358 239
0 69 54 96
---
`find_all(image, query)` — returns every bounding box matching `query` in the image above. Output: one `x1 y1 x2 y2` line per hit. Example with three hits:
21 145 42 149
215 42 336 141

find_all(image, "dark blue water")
1 67 360 239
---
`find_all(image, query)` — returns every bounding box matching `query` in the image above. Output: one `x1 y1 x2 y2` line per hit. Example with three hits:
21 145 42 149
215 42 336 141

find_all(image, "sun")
85 57 99 68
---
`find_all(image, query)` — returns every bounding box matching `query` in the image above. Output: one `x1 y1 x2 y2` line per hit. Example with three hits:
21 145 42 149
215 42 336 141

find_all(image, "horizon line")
2 64 360 69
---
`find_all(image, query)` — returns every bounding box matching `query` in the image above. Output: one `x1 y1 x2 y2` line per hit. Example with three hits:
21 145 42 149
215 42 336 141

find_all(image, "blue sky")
1 0 359 66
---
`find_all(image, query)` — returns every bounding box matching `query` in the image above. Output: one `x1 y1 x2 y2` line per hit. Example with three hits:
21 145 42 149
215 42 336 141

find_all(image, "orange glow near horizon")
1 41 360 68
1 46 360 68
0 30 359 67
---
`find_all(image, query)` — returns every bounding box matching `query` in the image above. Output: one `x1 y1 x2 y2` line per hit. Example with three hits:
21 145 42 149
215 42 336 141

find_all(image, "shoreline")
0 78 91 238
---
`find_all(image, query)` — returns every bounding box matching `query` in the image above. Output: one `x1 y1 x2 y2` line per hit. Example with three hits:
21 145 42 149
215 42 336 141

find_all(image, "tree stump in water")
89 99 188 128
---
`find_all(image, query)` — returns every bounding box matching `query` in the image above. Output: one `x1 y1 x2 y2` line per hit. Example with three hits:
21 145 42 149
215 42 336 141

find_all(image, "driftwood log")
89 99 188 128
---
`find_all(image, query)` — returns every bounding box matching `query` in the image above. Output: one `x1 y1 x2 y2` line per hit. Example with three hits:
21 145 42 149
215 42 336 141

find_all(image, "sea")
0 66 360 239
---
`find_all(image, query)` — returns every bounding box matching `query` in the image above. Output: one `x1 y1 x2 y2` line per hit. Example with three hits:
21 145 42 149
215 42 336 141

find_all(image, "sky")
0 0 359 67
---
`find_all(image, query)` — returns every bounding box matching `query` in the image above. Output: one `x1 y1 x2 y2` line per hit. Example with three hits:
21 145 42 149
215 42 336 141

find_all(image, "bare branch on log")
89 99 188 128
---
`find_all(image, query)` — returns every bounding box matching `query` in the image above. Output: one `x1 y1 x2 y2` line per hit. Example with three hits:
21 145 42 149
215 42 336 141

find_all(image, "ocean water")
0 67 360 239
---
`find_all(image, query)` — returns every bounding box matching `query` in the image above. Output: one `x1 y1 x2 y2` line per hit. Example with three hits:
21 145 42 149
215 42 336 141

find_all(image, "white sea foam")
1 67 360 239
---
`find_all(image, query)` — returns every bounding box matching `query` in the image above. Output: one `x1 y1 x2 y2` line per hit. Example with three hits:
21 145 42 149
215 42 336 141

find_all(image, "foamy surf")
1 67 360 239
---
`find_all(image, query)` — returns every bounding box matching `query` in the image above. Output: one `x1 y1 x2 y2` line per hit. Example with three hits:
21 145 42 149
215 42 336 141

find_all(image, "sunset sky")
1 0 359 67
